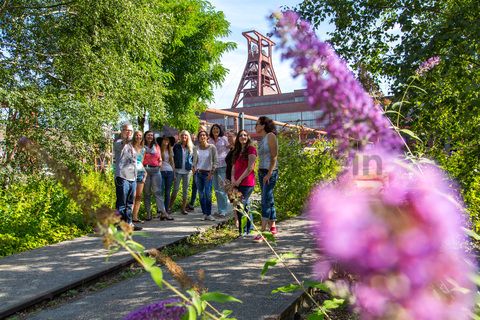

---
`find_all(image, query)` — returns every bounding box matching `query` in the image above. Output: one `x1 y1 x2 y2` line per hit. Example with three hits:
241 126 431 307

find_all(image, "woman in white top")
157 135 175 221
193 130 218 221
208 124 230 217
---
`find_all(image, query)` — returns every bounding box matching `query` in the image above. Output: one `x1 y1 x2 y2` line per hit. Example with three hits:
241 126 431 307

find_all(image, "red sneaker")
270 226 278 235
253 234 264 243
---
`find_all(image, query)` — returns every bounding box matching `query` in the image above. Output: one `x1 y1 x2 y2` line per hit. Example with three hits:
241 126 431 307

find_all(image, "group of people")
113 116 279 242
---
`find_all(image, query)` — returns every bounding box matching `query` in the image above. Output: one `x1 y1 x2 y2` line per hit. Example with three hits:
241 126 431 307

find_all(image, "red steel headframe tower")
231 30 281 109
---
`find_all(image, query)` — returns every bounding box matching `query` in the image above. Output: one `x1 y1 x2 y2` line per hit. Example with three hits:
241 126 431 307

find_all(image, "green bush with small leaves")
0 171 114 256
274 132 341 220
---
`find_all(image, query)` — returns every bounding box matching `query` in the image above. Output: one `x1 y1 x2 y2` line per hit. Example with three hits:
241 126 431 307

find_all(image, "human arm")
263 133 278 185
208 145 218 180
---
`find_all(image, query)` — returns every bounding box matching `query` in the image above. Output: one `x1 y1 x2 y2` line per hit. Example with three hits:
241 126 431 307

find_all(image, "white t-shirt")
196 148 212 171
161 151 173 171
175 146 189 174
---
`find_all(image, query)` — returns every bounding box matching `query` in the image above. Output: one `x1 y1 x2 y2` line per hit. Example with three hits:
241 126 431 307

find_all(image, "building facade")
203 89 325 133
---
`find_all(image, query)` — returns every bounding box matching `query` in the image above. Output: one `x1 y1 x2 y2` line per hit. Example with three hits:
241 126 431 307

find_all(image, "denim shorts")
136 171 145 183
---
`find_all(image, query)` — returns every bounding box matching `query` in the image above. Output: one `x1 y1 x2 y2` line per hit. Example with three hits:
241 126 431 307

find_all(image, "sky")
208 0 332 109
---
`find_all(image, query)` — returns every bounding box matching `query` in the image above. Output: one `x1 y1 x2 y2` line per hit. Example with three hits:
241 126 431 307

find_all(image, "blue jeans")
161 171 174 210
196 171 213 216
115 177 136 224
236 185 254 235
189 173 198 206
258 169 278 221
212 166 228 214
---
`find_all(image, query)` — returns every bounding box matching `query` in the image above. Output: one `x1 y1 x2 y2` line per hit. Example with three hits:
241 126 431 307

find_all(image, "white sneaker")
204 215 216 221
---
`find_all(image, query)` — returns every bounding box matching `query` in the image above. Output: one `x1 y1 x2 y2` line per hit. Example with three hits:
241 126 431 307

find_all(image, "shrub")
0 171 114 256
274 132 341 220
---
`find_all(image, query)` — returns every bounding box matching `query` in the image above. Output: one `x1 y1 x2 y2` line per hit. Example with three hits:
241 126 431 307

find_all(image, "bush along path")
25 216 319 320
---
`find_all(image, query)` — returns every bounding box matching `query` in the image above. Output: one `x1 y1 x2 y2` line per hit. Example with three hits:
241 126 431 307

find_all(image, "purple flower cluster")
309 150 475 319
124 298 186 320
416 56 441 76
273 11 403 154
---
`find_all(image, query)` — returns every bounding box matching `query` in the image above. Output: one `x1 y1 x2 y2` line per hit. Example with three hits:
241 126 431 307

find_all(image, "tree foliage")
0 0 234 175
295 0 479 217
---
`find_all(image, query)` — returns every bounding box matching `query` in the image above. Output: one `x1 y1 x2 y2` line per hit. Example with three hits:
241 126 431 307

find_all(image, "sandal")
132 219 144 224
166 214 174 221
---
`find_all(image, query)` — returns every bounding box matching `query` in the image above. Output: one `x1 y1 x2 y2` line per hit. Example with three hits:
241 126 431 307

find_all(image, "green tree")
0 0 234 175
295 0 479 222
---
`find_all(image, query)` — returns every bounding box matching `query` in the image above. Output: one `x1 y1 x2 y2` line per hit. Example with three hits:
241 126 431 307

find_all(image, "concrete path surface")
0 209 225 319
28 216 319 320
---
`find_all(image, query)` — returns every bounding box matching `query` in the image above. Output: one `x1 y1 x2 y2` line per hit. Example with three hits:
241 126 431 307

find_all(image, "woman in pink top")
231 130 257 236
143 131 169 221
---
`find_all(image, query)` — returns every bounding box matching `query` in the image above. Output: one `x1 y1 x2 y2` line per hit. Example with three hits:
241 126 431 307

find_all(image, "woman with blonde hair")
170 130 194 215
132 130 146 223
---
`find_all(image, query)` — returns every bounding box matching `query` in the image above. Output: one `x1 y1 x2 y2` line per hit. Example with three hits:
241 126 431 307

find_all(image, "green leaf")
271 283 301 294
279 252 298 260
306 310 324 320
188 289 203 314
409 85 428 94
322 298 345 310
261 231 276 243
240 216 247 233
261 258 278 278
125 240 145 252
221 309 233 317
200 292 242 304
303 280 330 292
143 256 156 269
181 305 197 320
149 266 163 288
399 129 422 142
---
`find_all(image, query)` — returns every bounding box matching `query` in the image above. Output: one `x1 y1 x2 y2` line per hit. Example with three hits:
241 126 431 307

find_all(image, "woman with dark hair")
253 116 278 242
132 130 146 223
208 124 229 218
143 131 168 221
193 130 218 221
231 130 257 237
157 135 175 221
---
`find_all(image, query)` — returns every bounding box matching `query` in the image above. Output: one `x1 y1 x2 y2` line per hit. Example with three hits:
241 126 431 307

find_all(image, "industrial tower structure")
231 30 281 109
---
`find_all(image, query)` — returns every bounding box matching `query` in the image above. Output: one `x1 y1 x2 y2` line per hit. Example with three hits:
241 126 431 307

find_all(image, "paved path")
28 217 319 320
0 209 225 319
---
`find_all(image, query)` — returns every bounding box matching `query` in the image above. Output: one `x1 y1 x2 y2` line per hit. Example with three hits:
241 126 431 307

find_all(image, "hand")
263 173 271 185
207 172 213 180
232 179 240 187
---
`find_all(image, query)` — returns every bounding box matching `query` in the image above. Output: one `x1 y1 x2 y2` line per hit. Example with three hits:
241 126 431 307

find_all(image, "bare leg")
169 190 178 212
133 182 144 221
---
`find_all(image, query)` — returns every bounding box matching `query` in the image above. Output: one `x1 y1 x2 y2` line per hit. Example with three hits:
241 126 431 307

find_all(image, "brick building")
202 89 325 133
